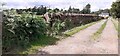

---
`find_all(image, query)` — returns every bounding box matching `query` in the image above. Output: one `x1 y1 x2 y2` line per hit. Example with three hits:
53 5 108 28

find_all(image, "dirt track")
38 18 118 54
85 18 118 54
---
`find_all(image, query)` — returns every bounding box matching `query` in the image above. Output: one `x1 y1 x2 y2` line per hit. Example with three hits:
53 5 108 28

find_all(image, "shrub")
47 18 65 36
2 11 47 52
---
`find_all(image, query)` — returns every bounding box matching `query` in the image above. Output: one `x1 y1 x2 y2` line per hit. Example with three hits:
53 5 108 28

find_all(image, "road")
38 18 118 54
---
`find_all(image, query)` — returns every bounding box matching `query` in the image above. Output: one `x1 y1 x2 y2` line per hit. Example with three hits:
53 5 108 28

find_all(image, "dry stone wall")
43 13 104 25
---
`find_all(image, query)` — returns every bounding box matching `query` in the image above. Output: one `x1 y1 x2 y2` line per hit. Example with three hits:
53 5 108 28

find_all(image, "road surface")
38 18 118 54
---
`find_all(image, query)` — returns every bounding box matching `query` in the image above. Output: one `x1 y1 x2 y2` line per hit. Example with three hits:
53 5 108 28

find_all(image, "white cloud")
1 0 116 11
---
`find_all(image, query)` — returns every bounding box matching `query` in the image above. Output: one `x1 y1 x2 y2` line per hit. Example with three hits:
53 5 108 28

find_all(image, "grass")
11 36 59 54
18 21 97 54
119 19 120 38
111 18 118 31
63 21 99 37
91 19 108 40
111 18 120 37
5 20 102 54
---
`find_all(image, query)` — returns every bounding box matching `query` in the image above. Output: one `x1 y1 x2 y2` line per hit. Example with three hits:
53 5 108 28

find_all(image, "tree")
32 6 37 12
81 4 91 14
92 9 110 15
40 5 47 15
68 6 72 13
63 10 67 14
53 8 59 13
72 8 80 13
47 8 53 13
28 8 32 12
60 9 63 12
32 5 47 15
110 1 120 18
103 9 110 13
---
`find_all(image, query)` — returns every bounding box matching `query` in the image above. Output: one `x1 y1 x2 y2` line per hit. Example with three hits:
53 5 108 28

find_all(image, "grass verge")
63 21 99 37
19 21 98 54
111 19 118 31
111 18 120 37
11 36 59 54
91 19 108 40
118 18 120 38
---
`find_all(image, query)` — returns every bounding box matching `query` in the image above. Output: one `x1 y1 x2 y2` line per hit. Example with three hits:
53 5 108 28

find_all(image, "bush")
47 18 65 36
2 11 47 52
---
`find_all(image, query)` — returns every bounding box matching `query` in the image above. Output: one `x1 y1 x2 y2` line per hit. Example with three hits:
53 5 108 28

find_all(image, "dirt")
86 18 118 54
37 18 118 54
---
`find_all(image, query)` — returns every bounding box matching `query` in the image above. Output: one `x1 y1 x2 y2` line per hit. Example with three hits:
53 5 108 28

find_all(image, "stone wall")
43 13 104 25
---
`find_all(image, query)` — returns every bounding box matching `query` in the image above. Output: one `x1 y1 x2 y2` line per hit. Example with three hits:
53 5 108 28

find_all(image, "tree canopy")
81 4 91 14
110 1 120 18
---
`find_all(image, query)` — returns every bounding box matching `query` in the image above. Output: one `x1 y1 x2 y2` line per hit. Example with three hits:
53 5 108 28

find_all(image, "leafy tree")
81 4 91 14
60 9 63 12
53 8 60 13
68 6 72 13
40 5 47 15
72 8 80 13
110 1 120 18
63 10 68 14
16 9 23 14
31 5 47 15
47 8 53 13
32 6 37 12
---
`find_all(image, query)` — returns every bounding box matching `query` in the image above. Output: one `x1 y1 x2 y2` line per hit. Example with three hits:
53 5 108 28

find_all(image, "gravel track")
38 18 117 54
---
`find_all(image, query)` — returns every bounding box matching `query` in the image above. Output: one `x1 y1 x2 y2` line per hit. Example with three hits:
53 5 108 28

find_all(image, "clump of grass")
91 20 108 40
63 21 98 37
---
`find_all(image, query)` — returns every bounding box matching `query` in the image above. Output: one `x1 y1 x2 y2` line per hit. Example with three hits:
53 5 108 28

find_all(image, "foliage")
53 8 60 13
3 10 66 53
2 8 103 53
47 18 65 36
16 5 47 15
68 6 80 13
81 4 91 14
2 10 47 53
110 1 120 18
68 6 72 13
64 18 73 30
19 35 59 54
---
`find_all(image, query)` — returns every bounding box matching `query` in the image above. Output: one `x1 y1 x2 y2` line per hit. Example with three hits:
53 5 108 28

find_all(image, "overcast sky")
0 0 116 11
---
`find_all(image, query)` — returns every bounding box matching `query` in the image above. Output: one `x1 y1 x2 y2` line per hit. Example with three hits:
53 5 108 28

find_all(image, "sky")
0 0 116 11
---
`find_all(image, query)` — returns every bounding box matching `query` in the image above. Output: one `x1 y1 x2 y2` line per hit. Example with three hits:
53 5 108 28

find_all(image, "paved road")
38 19 107 54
